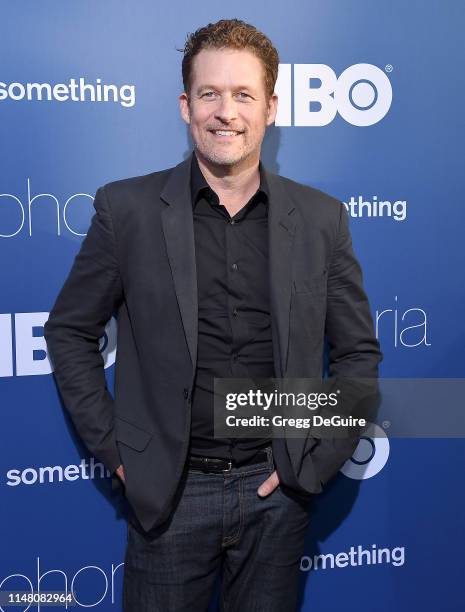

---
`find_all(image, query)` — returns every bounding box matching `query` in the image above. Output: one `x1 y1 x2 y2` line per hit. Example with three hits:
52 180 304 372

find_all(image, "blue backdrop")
1 1 464 610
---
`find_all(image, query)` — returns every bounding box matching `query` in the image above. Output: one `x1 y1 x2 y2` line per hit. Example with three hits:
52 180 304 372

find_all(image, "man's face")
179 48 277 169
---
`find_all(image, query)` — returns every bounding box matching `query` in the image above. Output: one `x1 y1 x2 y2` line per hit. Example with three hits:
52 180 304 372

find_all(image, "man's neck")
195 151 261 217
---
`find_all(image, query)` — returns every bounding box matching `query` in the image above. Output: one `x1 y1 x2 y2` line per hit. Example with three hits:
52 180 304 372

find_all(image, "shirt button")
232 354 239 362
232 308 238 317
230 219 235 225
231 263 238 271
183 388 189 399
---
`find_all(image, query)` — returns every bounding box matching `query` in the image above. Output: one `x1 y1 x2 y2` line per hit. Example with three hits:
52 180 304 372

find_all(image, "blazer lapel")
264 169 297 377
160 155 198 372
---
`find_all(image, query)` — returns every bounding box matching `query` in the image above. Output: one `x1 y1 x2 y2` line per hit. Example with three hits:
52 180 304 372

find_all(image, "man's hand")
257 469 280 497
116 464 125 484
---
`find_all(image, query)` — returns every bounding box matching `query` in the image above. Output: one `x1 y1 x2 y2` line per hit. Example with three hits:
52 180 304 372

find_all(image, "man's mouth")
209 129 243 137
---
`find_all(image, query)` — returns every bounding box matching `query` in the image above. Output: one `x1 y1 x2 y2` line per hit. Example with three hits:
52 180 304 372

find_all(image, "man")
44 18 382 612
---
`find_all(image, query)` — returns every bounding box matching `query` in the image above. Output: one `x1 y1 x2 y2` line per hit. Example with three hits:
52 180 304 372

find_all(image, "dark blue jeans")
123 447 311 611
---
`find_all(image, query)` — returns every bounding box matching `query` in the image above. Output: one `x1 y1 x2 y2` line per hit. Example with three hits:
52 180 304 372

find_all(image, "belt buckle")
221 460 233 472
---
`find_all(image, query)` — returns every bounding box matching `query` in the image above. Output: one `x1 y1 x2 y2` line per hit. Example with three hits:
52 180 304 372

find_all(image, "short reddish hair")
181 19 279 100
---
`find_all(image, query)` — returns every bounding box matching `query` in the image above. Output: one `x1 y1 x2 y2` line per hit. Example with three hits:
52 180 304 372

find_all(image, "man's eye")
237 92 251 99
201 92 216 98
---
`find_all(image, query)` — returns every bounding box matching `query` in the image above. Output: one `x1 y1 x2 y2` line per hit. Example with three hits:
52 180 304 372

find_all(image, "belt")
188 447 270 473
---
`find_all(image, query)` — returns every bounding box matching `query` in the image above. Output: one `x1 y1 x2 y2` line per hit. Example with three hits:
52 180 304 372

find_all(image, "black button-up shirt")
189 153 274 463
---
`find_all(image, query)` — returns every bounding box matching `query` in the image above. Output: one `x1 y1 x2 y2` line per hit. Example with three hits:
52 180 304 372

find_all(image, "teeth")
214 130 238 136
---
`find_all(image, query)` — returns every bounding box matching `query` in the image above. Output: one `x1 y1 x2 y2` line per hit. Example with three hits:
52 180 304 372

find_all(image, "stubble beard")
193 130 256 168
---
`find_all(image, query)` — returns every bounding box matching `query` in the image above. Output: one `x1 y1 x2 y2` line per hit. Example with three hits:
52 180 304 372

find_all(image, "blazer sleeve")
325 202 382 378
44 185 124 479
309 202 383 488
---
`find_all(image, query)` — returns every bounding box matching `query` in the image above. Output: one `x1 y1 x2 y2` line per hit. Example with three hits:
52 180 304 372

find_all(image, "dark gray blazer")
44 153 382 533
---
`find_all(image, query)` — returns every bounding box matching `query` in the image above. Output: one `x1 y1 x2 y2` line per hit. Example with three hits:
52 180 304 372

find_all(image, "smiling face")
179 48 277 171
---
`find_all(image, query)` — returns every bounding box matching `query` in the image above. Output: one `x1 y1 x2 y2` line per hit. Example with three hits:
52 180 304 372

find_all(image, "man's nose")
214 94 238 123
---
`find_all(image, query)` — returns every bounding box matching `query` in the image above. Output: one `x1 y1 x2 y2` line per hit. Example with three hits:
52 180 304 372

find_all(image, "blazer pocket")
293 269 328 296
115 416 153 452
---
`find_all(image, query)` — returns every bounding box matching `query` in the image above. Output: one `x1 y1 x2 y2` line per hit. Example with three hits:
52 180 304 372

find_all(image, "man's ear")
266 93 278 126
179 92 191 125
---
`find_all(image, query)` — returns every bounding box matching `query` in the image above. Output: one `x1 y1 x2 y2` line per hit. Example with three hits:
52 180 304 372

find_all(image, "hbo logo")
275 63 392 127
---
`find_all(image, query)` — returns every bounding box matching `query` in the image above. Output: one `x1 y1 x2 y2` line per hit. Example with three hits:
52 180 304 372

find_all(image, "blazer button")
183 388 189 399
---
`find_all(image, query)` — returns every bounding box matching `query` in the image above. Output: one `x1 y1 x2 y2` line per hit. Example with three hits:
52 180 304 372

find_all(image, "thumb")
257 470 280 497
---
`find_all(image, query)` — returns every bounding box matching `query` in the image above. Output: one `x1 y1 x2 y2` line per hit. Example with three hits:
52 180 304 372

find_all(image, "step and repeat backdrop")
1 2 464 611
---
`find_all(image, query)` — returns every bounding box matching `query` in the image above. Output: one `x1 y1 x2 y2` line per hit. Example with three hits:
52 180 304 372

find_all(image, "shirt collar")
190 151 270 208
